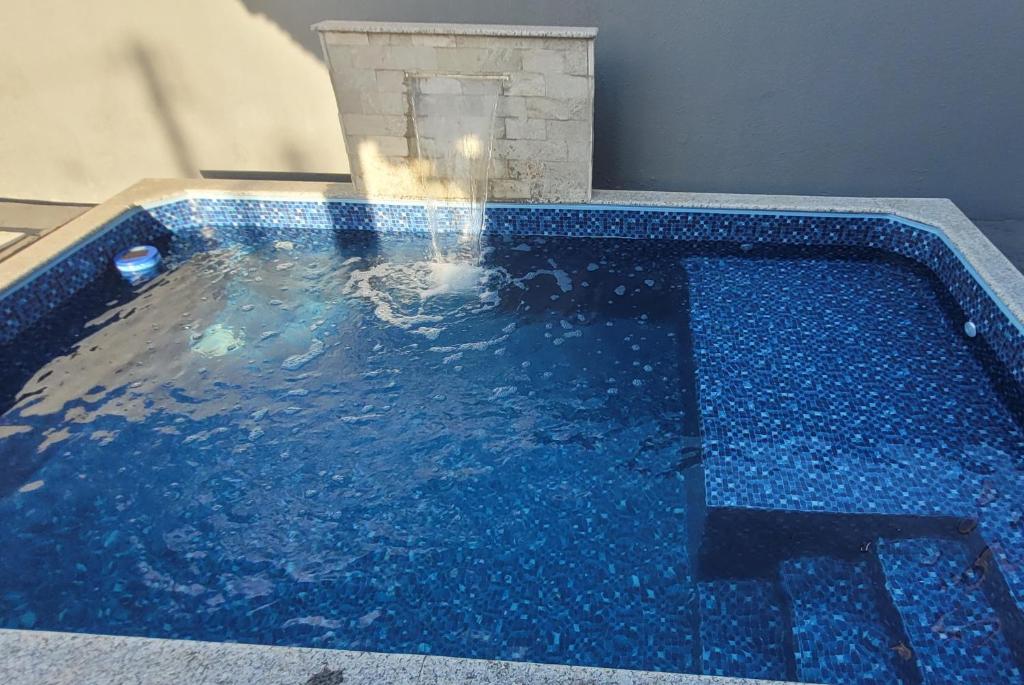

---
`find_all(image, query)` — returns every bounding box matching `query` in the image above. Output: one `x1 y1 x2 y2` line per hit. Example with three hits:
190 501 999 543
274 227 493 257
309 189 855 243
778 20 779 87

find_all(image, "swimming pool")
2 186 1023 684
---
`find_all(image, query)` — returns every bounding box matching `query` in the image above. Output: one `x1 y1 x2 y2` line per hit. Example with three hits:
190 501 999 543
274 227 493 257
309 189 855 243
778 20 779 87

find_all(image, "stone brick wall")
314 22 596 203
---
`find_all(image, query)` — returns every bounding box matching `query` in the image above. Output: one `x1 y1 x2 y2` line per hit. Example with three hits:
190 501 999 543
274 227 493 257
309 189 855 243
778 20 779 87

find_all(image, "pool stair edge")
698 578 793 681
695 507 965 579
778 555 920 684
875 537 1023 684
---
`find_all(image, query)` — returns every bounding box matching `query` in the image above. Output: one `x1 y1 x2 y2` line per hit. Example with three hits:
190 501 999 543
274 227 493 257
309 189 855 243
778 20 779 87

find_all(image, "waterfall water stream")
408 73 504 264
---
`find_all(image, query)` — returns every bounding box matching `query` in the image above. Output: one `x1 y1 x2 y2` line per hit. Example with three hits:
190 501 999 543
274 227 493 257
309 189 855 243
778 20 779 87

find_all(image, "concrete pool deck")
0 199 93 262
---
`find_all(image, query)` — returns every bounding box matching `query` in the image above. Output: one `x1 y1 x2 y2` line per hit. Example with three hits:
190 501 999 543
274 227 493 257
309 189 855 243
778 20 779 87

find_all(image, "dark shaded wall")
245 0 1024 221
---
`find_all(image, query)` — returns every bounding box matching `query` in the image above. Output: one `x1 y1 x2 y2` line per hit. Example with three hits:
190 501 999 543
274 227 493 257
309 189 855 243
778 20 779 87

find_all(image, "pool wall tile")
0 209 172 344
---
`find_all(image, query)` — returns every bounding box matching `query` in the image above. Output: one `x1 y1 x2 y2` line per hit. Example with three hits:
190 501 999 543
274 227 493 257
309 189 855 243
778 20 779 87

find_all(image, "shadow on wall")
131 42 197 177
240 1 346 58
354 138 481 201
0 0 349 202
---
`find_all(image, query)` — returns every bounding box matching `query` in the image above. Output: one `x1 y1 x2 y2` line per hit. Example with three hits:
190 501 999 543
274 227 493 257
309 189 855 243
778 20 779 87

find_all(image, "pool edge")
0 628 805 685
3 179 1021 331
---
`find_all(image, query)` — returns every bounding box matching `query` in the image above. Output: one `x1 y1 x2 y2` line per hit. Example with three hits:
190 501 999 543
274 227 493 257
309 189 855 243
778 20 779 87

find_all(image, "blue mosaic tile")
780 556 914 684
175 200 1024 390
686 252 1024 517
684 247 1024 629
878 538 1022 684
698 579 790 680
0 209 170 344
979 475 1024 620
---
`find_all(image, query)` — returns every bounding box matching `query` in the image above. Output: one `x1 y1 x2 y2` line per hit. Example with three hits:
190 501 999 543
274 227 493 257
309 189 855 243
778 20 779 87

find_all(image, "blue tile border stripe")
3 196 1023 398
0 208 172 344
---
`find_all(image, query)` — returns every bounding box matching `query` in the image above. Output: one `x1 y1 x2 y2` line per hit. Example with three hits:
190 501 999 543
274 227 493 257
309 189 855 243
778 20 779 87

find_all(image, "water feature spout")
407 72 507 263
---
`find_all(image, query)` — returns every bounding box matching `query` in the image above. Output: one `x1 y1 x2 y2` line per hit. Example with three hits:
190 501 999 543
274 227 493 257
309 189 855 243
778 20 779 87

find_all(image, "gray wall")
244 0 1024 222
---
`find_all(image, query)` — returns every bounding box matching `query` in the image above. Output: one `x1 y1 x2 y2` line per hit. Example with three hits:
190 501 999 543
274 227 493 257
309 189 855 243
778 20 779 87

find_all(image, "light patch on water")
282 615 343 629
421 261 486 298
347 263 446 330
281 339 325 371
490 386 517 400
191 324 245 358
358 609 382 627
514 269 573 293
89 430 119 446
414 327 442 340
430 334 509 354
226 575 274 599
0 425 32 439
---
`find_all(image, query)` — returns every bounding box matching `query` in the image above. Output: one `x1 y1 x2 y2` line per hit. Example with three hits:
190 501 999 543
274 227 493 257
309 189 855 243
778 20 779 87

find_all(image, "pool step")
877 537 1022 684
697 579 791 681
779 556 917 684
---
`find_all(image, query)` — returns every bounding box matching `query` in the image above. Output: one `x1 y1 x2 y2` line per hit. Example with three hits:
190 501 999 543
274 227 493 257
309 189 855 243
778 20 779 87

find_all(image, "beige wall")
0 0 348 204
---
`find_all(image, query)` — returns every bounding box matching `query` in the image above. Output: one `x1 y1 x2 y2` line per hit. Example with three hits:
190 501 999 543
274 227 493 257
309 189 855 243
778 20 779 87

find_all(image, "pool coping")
1 178 1017 684
312 20 598 39
0 629 804 685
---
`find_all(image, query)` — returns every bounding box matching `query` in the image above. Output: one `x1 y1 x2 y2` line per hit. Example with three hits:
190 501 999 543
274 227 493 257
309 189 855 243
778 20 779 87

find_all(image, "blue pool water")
1 228 1023 682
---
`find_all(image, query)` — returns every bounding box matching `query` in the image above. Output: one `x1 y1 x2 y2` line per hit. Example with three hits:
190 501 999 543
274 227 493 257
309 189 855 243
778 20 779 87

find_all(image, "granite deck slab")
0 629 801 685
0 200 92 263
311 20 598 39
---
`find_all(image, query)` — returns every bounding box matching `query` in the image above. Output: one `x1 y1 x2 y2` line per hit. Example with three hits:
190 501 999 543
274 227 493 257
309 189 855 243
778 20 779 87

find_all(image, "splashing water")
409 73 503 264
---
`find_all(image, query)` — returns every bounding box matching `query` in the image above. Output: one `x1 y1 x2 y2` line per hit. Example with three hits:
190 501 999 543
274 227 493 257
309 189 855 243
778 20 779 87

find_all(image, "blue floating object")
114 245 161 283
